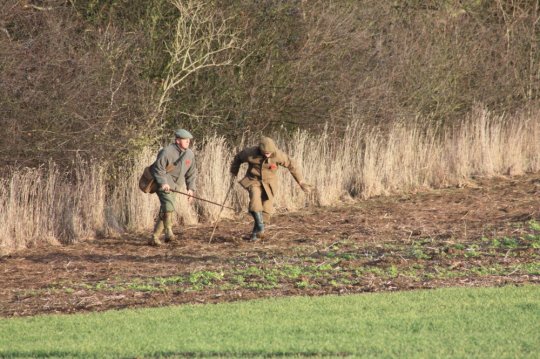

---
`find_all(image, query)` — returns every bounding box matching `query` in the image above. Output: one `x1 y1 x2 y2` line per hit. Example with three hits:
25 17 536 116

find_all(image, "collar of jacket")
175 144 187 153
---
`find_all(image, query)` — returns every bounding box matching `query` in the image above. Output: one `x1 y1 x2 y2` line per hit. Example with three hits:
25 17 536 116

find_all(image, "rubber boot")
249 211 265 241
149 217 164 246
163 211 176 243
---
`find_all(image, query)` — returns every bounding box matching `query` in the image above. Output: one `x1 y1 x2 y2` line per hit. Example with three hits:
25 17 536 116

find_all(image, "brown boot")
163 211 176 243
148 218 164 246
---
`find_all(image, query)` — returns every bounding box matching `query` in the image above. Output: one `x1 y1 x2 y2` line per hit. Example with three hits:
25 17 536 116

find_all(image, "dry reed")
1 108 538 253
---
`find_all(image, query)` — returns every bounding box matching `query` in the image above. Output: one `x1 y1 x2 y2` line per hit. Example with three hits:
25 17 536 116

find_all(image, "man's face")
176 138 191 150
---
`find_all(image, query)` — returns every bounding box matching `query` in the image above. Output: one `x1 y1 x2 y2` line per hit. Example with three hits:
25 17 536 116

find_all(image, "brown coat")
230 145 304 200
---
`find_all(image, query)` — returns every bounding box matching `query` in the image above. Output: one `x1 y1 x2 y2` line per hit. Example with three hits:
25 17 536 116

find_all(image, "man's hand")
299 182 313 194
187 189 195 204
161 183 171 192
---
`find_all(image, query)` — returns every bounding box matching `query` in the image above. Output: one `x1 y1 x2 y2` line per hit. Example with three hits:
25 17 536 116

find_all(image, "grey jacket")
150 144 197 191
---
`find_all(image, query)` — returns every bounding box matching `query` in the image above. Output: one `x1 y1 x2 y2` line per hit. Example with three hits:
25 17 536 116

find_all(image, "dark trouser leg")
157 189 176 213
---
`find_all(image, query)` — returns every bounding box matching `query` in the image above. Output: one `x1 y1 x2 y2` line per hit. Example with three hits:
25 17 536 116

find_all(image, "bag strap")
164 149 187 173
165 163 175 173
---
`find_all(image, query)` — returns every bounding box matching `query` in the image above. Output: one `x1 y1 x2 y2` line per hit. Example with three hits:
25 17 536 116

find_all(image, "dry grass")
0 161 108 253
1 107 539 252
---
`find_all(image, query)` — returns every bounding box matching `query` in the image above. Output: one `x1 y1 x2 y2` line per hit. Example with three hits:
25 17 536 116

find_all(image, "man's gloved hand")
161 183 171 192
299 182 313 194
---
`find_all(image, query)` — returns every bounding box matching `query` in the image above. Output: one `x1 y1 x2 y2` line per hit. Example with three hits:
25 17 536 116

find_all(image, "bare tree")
150 0 245 138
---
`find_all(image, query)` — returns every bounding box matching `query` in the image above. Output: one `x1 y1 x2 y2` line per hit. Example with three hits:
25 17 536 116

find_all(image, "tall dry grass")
0 160 108 253
1 107 539 253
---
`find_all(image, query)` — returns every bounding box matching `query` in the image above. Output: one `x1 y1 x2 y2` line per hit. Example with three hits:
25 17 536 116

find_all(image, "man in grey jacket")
149 129 197 246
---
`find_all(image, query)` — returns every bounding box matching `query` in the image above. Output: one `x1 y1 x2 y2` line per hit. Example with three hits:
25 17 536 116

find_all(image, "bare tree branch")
150 0 245 134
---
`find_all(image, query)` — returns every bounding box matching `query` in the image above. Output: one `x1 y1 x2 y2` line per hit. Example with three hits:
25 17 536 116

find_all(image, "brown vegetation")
0 173 538 317
1 0 540 166
1 2 539 309
1 0 153 166
1 109 538 252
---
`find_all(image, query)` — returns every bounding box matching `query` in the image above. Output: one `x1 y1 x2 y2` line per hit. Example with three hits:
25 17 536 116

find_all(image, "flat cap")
174 129 193 139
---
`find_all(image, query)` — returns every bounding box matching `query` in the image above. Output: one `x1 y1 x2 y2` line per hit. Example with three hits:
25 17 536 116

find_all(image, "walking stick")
208 181 235 244
170 189 234 210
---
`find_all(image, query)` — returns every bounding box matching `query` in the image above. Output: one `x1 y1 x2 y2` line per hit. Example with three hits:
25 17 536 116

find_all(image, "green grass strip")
1 285 539 358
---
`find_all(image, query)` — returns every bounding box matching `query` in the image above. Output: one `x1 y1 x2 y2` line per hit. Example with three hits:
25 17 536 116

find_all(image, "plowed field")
1 174 539 317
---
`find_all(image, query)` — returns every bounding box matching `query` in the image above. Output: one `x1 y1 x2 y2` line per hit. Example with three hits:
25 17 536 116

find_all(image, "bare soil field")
1 174 539 317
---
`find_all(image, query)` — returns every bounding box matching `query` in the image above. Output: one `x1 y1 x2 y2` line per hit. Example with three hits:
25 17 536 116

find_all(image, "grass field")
1 285 539 358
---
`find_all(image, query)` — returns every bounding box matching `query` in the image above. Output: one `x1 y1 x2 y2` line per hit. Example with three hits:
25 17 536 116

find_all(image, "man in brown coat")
230 136 312 241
